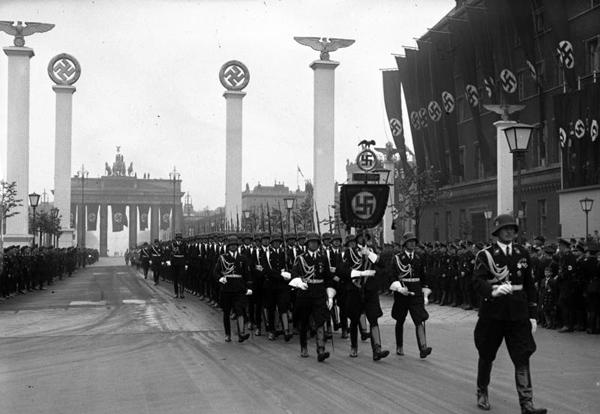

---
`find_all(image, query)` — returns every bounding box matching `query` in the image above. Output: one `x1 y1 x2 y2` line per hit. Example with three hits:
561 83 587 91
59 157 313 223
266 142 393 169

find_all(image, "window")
537 199 547 237
536 122 548 167
458 146 466 182
445 210 453 241
459 209 469 238
433 212 440 241
584 36 600 75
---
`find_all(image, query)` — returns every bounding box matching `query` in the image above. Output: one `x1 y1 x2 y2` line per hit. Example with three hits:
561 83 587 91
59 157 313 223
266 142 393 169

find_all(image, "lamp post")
183 192 193 236
503 124 533 221
484 210 493 242
579 197 594 240
243 210 251 232
76 165 88 248
50 207 59 247
284 197 295 233
28 192 40 247
169 166 180 239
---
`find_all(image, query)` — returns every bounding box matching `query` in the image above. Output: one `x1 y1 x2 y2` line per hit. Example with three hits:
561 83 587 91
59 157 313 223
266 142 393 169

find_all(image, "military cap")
331 233 343 242
175 232 183 239
225 235 240 247
261 233 272 240
491 214 519 236
558 238 571 247
534 235 545 244
305 232 321 244
544 244 557 254
240 232 253 241
356 231 372 241
344 234 357 246
153 239 160 243
270 234 283 243
402 232 418 245
285 233 297 241
575 242 585 252
322 232 332 240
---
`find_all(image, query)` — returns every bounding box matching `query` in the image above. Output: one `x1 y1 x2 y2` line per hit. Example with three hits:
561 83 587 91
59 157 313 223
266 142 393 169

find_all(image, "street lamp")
76 165 88 248
504 124 533 220
243 210 251 232
579 197 594 240
28 192 40 246
169 166 180 239
484 210 493 242
50 207 59 247
284 197 295 233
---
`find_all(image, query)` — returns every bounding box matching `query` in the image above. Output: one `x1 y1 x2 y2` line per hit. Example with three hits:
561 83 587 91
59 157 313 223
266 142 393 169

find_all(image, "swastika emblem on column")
47 53 81 86
428 101 442 122
500 69 517 94
557 40 574 69
558 127 567 148
351 192 377 220
219 60 250 91
389 118 403 136
356 149 377 172
574 119 585 139
441 91 455 113
465 84 479 107
591 120 598 142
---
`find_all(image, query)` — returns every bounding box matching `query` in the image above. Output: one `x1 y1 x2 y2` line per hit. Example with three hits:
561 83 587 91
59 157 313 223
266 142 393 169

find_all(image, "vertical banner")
160 205 171 230
543 0 577 91
381 69 410 174
138 204 150 231
111 204 128 232
86 203 99 231
466 6 497 104
70 203 76 228
553 91 576 188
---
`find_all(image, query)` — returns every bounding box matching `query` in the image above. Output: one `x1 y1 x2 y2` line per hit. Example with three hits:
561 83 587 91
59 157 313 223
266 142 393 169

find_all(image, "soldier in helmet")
169 233 189 298
150 239 164 286
472 214 546 414
390 232 432 359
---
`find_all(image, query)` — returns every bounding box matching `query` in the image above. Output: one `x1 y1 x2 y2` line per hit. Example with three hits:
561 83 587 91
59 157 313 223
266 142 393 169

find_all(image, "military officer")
169 233 189 298
149 239 163 285
472 214 546 414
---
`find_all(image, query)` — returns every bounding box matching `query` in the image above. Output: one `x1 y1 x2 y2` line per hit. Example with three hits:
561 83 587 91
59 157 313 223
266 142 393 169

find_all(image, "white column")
224 91 245 225
3 46 34 245
311 60 339 234
382 159 394 244
53 85 76 247
495 119 515 216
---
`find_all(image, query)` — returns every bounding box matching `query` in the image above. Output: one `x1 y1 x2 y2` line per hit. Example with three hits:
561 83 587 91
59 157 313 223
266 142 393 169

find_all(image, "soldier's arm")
472 250 494 299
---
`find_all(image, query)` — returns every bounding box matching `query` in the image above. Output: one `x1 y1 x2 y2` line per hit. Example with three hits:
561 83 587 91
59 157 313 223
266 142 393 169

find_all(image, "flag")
466 6 497 103
297 165 305 178
381 69 410 174
396 53 426 172
139 204 150 231
160 205 171 230
111 204 128 232
87 203 99 231
543 0 577 91
70 203 76 228
506 0 539 82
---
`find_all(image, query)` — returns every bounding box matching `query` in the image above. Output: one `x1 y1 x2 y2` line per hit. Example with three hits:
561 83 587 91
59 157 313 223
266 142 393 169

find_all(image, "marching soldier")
250 233 271 335
140 242 151 279
169 233 189 299
265 234 293 341
472 214 546 414
555 238 577 332
389 232 432 359
341 232 389 361
150 239 163 285
215 235 252 343
290 232 335 361
326 233 348 338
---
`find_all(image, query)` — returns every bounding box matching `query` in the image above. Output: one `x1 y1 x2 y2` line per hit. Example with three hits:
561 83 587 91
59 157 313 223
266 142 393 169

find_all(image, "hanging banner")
340 184 390 228
160 205 171 230
382 69 410 175
138 204 150 231
111 204 128 232
543 0 577 91
70 203 76 229
87 203 99 231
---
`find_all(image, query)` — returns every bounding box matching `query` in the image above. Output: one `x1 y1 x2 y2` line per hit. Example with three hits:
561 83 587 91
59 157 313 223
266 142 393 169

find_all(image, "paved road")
1 259 598 414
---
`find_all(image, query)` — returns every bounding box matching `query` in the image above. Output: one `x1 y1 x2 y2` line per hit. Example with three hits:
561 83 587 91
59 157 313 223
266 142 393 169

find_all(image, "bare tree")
0 180 23 273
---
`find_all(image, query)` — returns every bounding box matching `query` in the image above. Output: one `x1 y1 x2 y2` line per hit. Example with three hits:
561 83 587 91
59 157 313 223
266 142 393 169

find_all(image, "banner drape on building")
111 204 128 232
466 6 497 104
87 203 99 231
160 205 171 230
138 204 150 231
381 69 410 174
70 203 76 229
543 0 577 91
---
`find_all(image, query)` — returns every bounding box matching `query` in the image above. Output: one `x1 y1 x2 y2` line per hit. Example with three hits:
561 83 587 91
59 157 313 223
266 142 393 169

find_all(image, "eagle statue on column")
293 37 355 61
0 21 54 47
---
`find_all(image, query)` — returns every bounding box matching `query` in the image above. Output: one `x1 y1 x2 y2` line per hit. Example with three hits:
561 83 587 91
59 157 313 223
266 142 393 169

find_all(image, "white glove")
289 278 308 290
422 287 432 305
329 266 336 273
351 269 363 279
367 252 378 263
218 276 227 284
185 265 188 271
362 270 376 277
149 260 153 265
398 285 410 296
491 284 512 297
255 265 264 272
326 297 334 310
326 287 336 299
166 260 171 266
530 318 537 334
246 289 253 296
280 270 292 280
389 281 402 292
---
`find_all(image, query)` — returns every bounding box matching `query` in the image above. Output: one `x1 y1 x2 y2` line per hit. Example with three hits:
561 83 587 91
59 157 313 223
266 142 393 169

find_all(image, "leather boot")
476 358 492 410
395 322 404 355
316 326 330 362
237 317 250 343
516 364 547 414
349 347 358 358
370 325 390 361
282 313 293 342
359 315 370 340
416 322 432 358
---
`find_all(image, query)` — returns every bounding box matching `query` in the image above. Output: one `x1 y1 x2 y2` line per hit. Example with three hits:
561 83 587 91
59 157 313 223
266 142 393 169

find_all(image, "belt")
492 283 523 291
225 274 242 278
173 255 184 258
306 279 324 284
401 278 420 282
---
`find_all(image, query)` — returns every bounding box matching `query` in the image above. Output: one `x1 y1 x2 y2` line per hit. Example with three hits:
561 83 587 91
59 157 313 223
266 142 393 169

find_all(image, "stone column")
495 120 516 215
3 46 34 245
99 204 108 256
53 85 76 247
129 204 137 248
224 90 245 225
310 60 339 234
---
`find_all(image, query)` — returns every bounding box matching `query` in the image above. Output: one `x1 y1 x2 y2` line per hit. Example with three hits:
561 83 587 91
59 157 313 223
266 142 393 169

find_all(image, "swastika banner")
339 184 389 228
138 204 150 231
87 203 99 231
111 204 128 232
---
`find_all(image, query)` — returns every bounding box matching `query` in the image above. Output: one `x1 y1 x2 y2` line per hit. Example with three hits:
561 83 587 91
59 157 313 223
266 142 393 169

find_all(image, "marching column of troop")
1 246 99 299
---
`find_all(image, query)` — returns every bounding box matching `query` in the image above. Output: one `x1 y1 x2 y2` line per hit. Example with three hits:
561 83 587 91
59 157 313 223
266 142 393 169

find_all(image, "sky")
0 0 454 210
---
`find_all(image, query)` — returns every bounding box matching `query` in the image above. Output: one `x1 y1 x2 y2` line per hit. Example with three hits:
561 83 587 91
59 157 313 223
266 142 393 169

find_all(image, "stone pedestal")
53 85 76 247
495 120 516 215
310 60 339 233
224 91 245 226
3 47 34 245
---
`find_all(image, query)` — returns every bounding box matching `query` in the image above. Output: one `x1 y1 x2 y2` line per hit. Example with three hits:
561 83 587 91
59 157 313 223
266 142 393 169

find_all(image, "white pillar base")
58 229 75 248
2 234 34 247
495 120 516 216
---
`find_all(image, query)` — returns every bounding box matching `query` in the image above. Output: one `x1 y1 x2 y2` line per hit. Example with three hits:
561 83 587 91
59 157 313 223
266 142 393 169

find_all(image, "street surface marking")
122 299 146 305
69 301 107 306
